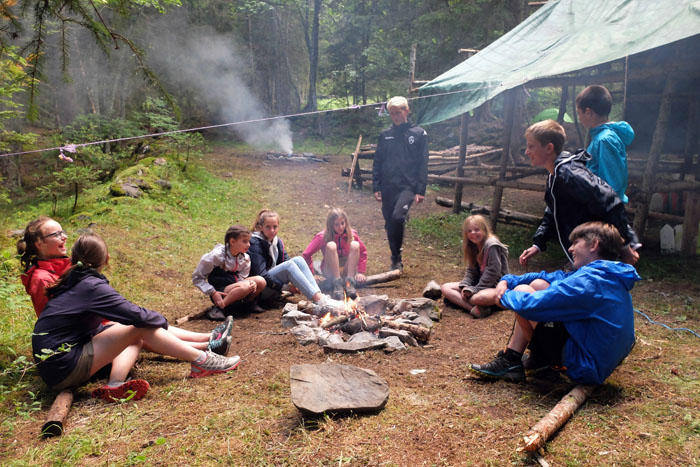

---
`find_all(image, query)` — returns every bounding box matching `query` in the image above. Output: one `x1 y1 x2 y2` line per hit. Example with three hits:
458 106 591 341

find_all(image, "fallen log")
174 308 208 326
517 384 596 453
41 389 74 438
380 318 431 343
436 197 541 225
361 269 402 287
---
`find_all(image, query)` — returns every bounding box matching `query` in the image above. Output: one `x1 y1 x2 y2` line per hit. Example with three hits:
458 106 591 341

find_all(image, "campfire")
281 293 440 353
266 152 327 163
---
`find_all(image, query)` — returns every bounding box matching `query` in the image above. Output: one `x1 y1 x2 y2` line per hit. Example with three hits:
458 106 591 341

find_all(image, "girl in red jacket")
303 207 367 299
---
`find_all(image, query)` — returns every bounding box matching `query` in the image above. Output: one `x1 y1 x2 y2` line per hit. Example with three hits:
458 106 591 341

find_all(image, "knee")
513 284 535 293
529 279 550 291
324 242 338 254
253 276 267 289
349 241 359 253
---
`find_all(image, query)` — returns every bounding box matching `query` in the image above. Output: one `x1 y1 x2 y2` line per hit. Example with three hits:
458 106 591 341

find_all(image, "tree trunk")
303 0 322 112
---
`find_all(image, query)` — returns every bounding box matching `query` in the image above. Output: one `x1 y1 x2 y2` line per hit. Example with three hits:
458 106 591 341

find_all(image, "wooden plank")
681 192 700 257
348 135 363 193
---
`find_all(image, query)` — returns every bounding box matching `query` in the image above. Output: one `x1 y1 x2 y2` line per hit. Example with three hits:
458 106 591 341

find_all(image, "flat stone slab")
322 340 387 354
290 364 389 415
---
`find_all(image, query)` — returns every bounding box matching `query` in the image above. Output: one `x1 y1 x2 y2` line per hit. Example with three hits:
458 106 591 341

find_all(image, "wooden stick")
380 319 431 343
320 314 350 329
348 135 363 193
41 389 74 438
517 385 595 452
361 269 402 287
175 308 208 326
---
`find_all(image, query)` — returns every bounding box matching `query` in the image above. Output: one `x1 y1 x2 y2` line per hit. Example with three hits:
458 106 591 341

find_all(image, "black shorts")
207 267 239 294
527 321 569 367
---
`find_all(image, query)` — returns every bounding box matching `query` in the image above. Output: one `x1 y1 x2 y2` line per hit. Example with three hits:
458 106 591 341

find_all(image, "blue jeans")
268 256 320 299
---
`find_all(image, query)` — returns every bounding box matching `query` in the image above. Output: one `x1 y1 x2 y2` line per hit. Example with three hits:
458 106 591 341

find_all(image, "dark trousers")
380 189 415 259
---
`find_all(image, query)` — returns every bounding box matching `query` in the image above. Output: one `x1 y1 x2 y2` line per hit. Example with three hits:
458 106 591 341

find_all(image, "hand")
620 245 639 266
519 246 539 266
211 291 225 309
288 284 300 294
460 288 473 300
495 280 508 301
246 280 257 294
354 273 366 284
374 191 382 201
414 194 424 205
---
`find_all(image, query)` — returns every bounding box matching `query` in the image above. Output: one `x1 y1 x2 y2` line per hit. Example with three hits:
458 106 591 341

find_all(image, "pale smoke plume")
148 19 293 153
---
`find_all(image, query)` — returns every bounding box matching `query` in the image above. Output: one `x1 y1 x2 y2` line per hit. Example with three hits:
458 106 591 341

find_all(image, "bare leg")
221 277 265 307
345 241 360 279
168 326 209 343
529 279 550 291
323 242 341 279
504 284 540 352
441 282 471 310
470 288 499 307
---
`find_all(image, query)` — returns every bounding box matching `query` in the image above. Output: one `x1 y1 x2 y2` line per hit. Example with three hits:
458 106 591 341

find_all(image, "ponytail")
17 216 52 271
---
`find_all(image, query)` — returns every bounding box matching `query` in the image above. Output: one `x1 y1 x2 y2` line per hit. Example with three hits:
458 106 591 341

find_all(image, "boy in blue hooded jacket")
470 222 641 385
576 85 634 204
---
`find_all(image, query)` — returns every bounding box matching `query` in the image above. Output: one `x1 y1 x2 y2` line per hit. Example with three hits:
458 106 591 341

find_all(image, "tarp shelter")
416 0 700 125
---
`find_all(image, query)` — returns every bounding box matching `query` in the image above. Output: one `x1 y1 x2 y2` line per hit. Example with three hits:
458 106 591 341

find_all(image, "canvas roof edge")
416 0 700 126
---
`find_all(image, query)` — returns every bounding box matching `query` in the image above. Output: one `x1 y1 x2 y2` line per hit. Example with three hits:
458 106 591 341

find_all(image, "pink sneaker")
92 379 150 403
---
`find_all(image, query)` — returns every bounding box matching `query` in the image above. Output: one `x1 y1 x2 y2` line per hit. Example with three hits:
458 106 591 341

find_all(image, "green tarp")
416 0 700 125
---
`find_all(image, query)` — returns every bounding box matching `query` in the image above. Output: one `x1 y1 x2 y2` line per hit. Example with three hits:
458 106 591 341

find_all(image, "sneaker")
469 305 494 319
317 293 344 309
92 379 150 403
210 315 233 342
344 278 358 300
243 302 266 314
469 351 525 382
208 335 232 356
390 256 403 272
190 352 241 378
331 277 345 300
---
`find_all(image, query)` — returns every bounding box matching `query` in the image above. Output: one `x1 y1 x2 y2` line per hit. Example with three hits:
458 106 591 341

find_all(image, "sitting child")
469 222 640 385
193 225 267 318
302 207 368 299
19 216 232 355
441 214 509 318
248 209 342 308
33 232 241 403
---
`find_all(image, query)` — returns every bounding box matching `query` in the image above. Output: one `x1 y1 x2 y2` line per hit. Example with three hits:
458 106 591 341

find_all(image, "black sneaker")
331 277 345 300
344 278 358 299
390 256 403 272
469 351 525 382
206 306 226 321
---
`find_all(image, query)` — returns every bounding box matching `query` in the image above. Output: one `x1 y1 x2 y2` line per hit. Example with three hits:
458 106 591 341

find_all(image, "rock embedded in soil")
378 328 419 347
322 340 388 354
422 280 442 299
289 324 318 345
290 364 389 415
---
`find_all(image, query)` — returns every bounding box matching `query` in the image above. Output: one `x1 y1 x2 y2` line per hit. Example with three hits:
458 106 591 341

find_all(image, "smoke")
147 15 293 154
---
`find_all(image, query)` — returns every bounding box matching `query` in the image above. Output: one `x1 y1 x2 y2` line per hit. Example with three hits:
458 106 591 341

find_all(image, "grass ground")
0 142 698 466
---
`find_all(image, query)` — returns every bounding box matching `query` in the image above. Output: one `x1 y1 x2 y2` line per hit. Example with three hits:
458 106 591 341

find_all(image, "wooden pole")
681 192 700 256
490 88 518 229
175 308 208 326
453 113 469 213
633 74 680 237
41 390 74 438
361 269 402 286
517 385 596 453
409 43 417 93
556 85 569 123
348 135 363 193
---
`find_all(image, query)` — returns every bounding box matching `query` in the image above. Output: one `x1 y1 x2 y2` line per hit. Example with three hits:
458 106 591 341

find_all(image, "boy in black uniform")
373 96 429 271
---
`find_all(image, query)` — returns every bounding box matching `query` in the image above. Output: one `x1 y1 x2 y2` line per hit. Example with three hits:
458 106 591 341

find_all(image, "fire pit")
266 152 328 162
281 294 440 353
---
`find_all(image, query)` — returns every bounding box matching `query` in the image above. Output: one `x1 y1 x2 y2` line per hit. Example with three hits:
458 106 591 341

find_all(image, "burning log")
380 318 431 343
41 390 74 438
320 314 350 329
340 317 381 334
517 385 596 453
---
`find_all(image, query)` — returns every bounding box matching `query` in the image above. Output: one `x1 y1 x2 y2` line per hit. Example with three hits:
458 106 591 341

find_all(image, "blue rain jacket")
500 260 641 385
587 121 635 204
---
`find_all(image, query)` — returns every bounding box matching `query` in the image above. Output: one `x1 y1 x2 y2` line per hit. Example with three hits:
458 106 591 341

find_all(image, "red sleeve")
302 231 326 274
353 230 368 274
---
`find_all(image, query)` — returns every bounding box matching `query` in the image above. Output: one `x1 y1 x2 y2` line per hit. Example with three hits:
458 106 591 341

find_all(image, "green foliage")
0 48 37 152
131 97 180 133
171 132 206 172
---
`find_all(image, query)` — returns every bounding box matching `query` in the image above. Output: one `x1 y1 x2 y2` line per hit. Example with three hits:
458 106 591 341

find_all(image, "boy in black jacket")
372 96 429 271
518 120 640 267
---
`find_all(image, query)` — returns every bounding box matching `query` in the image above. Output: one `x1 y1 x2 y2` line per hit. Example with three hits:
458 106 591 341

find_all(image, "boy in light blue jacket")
470 222 641 385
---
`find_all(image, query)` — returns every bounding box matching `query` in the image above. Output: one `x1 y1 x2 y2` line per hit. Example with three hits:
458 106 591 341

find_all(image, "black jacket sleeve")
248 237 285 290
414 130 429 195
372 132 385 193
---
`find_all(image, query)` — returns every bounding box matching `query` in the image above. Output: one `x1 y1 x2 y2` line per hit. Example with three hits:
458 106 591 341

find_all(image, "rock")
348 331 378 343
289 325 318 345
401 311 419 320
322 340 387 354
422 280 442 299
156 179 172 189
357 295 389 316
382 336 406 352
153 157 167 166
378 328 418 347
281 310 315 329
290 364 389 415
119 183 142 198
282 303 298 314
413 312 434 329
9 229 24 238
315 329 344 346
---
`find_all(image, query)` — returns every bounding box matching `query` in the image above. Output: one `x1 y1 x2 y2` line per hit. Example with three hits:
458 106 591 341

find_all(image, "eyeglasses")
43 230 68 240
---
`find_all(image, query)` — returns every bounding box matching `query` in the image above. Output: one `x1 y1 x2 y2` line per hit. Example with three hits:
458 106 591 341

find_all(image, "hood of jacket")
21 257 72 289
591 122 635 146
583 259 641 291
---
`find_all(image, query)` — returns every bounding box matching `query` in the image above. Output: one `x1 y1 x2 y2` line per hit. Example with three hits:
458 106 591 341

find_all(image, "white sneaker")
317 294 344 309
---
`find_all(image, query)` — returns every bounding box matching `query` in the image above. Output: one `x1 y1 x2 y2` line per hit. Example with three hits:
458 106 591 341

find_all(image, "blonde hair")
462 215 499 267
46 232 108 296
525 119 566 155
323 208 352 244
252 209 280 233
387 96 409 111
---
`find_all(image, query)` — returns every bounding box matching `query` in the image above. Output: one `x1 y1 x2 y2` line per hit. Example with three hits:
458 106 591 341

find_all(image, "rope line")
634 308 700 339
0 79 534 160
